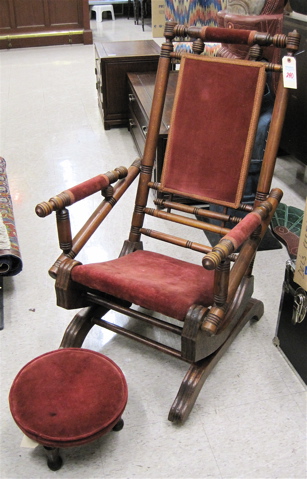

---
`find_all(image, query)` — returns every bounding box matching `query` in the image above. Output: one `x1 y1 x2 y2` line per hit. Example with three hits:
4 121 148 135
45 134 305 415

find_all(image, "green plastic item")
271 203 304 258
271 203 303 236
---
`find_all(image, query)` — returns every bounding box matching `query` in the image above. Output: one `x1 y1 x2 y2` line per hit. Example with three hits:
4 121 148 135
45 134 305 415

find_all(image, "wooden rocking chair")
36 23 300 424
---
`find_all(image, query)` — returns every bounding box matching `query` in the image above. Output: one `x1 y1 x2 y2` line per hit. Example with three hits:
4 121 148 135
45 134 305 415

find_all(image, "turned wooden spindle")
56 208 72 254
201 259 230 336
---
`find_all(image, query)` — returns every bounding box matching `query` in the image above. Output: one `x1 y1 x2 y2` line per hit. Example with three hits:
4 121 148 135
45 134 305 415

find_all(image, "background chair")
36 23 300 424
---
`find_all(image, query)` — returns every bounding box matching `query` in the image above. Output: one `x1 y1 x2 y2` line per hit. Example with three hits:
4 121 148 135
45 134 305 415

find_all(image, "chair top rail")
165 23 300 55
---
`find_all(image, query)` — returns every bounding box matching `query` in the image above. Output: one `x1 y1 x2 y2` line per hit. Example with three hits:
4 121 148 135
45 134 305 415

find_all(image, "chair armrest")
203 211 262 270
201 189 282 336
47 160 141 278
35 166 128 217
203 189 283 270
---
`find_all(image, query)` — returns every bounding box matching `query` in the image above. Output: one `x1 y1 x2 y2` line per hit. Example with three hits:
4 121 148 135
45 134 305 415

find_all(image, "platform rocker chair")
36 23 300 424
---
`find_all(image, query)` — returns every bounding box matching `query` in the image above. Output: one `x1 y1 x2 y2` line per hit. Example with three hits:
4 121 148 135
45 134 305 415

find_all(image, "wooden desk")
94 40 160 130
127 70 178 182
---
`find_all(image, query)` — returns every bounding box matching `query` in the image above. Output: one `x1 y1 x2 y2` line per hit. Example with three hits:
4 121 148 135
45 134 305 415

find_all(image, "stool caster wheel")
113 418 124 432
44 447 63 471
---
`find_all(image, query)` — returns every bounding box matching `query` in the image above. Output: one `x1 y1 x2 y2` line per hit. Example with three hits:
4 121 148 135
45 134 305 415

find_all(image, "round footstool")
9 348 128 470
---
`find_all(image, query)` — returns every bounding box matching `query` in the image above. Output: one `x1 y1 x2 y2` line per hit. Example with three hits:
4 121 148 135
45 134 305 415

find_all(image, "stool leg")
44 446 63 471
113 418 124 432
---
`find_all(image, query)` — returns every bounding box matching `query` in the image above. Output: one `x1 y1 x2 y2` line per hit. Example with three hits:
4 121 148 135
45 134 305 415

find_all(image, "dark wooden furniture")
35 24 300 424
127 71 178 182
0 0 92 49
280 15 307 165
94 40 160 130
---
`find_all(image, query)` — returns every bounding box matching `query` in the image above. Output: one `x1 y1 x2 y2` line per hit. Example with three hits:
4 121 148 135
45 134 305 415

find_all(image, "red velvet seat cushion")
71 250 215 321
9 349 128 448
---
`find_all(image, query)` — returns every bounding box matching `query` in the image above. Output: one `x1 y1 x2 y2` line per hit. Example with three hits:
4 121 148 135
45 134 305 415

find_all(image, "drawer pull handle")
129 94 135 102
129 119 135 128
142 126 148 137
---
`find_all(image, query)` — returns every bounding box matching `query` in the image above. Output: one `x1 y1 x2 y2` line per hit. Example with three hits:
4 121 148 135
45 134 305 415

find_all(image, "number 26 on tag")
282 56 297 89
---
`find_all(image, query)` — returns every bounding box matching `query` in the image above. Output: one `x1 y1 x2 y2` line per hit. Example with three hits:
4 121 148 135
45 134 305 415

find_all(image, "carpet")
0 157 22 276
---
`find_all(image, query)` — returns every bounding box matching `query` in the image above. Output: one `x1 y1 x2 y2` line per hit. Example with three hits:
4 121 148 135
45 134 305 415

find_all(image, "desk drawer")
127 78 149 157
128 109 146 157
128 90 148 138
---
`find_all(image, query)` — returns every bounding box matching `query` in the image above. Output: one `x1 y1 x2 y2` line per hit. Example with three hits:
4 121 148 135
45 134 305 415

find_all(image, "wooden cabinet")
94 40 160 130
0 0 92 48
280 16 307 165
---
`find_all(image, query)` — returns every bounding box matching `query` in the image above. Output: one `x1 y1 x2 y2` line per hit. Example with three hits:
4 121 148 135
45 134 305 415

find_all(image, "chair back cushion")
160 55 266 208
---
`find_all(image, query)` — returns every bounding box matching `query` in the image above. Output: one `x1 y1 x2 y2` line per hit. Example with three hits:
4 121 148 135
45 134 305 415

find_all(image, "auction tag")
282 56 297 89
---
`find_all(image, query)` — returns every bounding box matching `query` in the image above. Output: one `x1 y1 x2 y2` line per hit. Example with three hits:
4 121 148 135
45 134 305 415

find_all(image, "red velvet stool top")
9 348 128 448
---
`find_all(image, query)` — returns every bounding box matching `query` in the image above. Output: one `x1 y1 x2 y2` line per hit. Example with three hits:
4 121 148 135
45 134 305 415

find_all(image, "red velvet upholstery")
161 56 266 208
223 211 262 250
67 174 111 203
71 250 215 321
201 26 254 44
9 349 128 448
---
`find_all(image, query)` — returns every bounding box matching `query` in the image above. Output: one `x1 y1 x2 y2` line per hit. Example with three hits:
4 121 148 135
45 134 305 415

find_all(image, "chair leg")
60 305 109 348
44 446 63 471
169 298 264 424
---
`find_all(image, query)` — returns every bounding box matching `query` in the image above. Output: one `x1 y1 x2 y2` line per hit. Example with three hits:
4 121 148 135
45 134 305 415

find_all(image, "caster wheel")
113 418 124 431
44 447 63 471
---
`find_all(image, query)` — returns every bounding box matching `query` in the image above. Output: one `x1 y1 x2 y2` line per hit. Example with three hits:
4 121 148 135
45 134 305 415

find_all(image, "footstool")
9 348 128 470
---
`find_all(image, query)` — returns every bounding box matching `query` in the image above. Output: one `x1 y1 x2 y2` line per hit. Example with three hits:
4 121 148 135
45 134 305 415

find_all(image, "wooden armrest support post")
56 208 72 255
201 258 230 336
48 160 141 278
